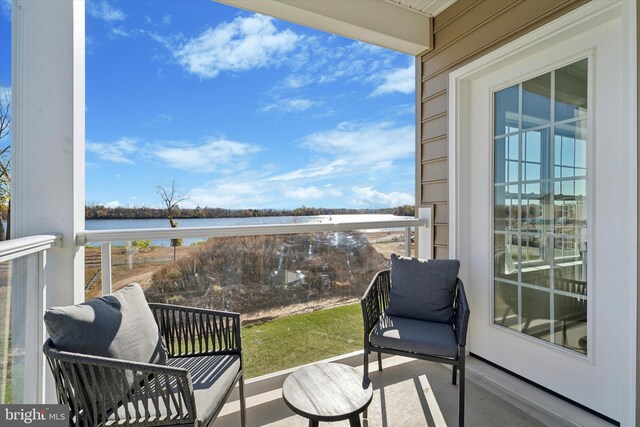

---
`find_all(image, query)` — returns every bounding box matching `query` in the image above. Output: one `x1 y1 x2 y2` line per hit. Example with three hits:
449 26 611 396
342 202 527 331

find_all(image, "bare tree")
0 89 11 241
156 180 188 260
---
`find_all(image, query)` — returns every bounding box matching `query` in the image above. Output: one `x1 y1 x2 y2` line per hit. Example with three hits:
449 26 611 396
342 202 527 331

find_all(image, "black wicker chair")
44 302 246 427
361 260 470 426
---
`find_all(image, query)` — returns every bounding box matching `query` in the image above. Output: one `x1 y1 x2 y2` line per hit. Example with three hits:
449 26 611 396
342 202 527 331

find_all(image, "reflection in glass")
555 59 588 122
493 58 588 355
555 120 587 179
523 73 551 129
494 135 519 184
494 85 519 136
494 281 519 330
494 234 518 280
494 186 520 231
521 287 551 337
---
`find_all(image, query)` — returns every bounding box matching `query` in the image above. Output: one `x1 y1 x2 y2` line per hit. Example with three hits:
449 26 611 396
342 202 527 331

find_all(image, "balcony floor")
215 354 612 427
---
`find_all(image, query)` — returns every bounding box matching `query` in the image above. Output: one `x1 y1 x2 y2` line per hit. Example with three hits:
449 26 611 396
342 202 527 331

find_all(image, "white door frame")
448 0 637 424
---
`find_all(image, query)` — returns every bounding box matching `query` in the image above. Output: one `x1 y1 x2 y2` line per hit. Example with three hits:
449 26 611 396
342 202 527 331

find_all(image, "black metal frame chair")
361 269 470 426
44 303 246 427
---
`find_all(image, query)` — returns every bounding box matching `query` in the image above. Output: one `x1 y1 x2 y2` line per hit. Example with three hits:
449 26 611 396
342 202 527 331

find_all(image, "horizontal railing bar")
77 218 428 245
0 234 62 263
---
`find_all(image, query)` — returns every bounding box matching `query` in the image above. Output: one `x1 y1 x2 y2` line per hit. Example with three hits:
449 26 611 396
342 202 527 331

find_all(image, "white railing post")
101 242 112 295
17 252 42 403
405 227 411 257
417 207 433 259
0 235 60 404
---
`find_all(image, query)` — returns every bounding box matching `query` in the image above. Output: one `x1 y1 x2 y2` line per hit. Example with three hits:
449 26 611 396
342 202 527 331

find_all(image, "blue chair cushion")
113 354 241 426
370 314 458 358
44 283 167 380
386 254 459 323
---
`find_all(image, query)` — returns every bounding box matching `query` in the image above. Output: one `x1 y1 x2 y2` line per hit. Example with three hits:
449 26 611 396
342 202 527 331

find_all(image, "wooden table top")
282 362 373 422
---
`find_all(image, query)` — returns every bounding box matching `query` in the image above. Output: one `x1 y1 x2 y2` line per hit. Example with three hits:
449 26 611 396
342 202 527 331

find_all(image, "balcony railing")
0 233 62 404
77 217 429 295
0 217 428 405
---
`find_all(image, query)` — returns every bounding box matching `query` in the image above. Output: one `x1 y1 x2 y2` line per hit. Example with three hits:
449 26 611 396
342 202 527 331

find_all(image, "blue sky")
1 0 416 210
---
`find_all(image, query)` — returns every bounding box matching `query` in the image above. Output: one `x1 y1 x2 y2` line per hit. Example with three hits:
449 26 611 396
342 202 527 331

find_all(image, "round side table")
282 362 373 427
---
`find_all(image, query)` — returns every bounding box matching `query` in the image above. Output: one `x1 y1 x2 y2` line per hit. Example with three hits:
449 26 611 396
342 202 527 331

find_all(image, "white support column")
12 1 85 403
11 0 85 309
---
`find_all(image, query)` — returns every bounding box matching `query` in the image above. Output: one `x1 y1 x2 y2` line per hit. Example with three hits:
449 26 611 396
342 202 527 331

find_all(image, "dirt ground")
84 245 201 298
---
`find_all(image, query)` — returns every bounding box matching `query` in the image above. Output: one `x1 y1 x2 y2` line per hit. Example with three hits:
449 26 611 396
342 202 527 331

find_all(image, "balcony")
0 217 613 426
214 352 606 426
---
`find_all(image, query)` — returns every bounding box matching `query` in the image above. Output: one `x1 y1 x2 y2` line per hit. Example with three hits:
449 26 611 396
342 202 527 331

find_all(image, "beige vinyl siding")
417 0 589 259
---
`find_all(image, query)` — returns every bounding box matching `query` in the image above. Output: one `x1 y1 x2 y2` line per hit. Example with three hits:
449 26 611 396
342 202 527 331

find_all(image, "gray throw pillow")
44 283 167 367
386 254 460 323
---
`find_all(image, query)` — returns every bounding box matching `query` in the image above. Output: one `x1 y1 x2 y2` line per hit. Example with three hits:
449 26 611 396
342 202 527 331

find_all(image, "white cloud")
154 138 262 173
87 0 125 23
351 186 413 207
281 40 398 90
0 86 10 100
143 113 173 127
285 185 342 200
259 98 316 113
265 121 413 185
187 180 272 209
86 137 137 164
174 14 299 79
105 200 120 208
301 121 414 165
267 160 347 182
109 27 130 38
1 0 10 19
186 178 345 209
144 13 172 26
370 63 415 97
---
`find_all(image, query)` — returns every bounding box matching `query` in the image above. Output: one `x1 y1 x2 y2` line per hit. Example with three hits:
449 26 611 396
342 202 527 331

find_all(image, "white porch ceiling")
214 0 457 55
383 0 458 17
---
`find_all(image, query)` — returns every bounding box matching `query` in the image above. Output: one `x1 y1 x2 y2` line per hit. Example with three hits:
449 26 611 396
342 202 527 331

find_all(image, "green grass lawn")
241 303 363 378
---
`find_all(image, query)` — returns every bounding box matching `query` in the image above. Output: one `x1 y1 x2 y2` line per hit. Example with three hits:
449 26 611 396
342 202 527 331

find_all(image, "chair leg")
239 373 247 427
458 349 465 427
452 365 457 385
364 345 369 378
377 351 383 372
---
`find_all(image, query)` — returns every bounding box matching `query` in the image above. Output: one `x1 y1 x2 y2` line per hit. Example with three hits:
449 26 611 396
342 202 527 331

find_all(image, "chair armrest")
361 270 391 334
149 303 242 357
43 340 195 427
454 278 470 346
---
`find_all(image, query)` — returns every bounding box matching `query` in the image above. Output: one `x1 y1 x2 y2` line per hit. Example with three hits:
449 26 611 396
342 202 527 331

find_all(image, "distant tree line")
85 204 415 220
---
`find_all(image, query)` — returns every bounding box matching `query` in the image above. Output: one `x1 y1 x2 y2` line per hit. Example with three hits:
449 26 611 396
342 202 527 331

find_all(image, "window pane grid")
493 58 588 354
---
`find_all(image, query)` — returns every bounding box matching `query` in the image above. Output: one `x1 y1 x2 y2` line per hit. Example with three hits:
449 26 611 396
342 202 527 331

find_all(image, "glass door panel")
493 58 588 355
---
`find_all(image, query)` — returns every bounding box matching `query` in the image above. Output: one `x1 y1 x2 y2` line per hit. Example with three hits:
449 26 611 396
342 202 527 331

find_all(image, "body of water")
85 214 407 246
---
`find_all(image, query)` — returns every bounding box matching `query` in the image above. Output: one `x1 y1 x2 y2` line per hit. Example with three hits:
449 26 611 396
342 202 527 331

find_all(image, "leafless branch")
0 89 10 142
156 179 188 219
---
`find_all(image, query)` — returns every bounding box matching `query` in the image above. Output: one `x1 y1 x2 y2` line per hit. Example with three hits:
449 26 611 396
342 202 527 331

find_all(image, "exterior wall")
417 0 589 259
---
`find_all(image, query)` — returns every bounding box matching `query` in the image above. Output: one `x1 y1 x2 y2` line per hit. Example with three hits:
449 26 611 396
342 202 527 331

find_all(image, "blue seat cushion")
169 354 241 426
112 354 241 426
386 255 459 323
44 283 168 387
370 314 458 359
